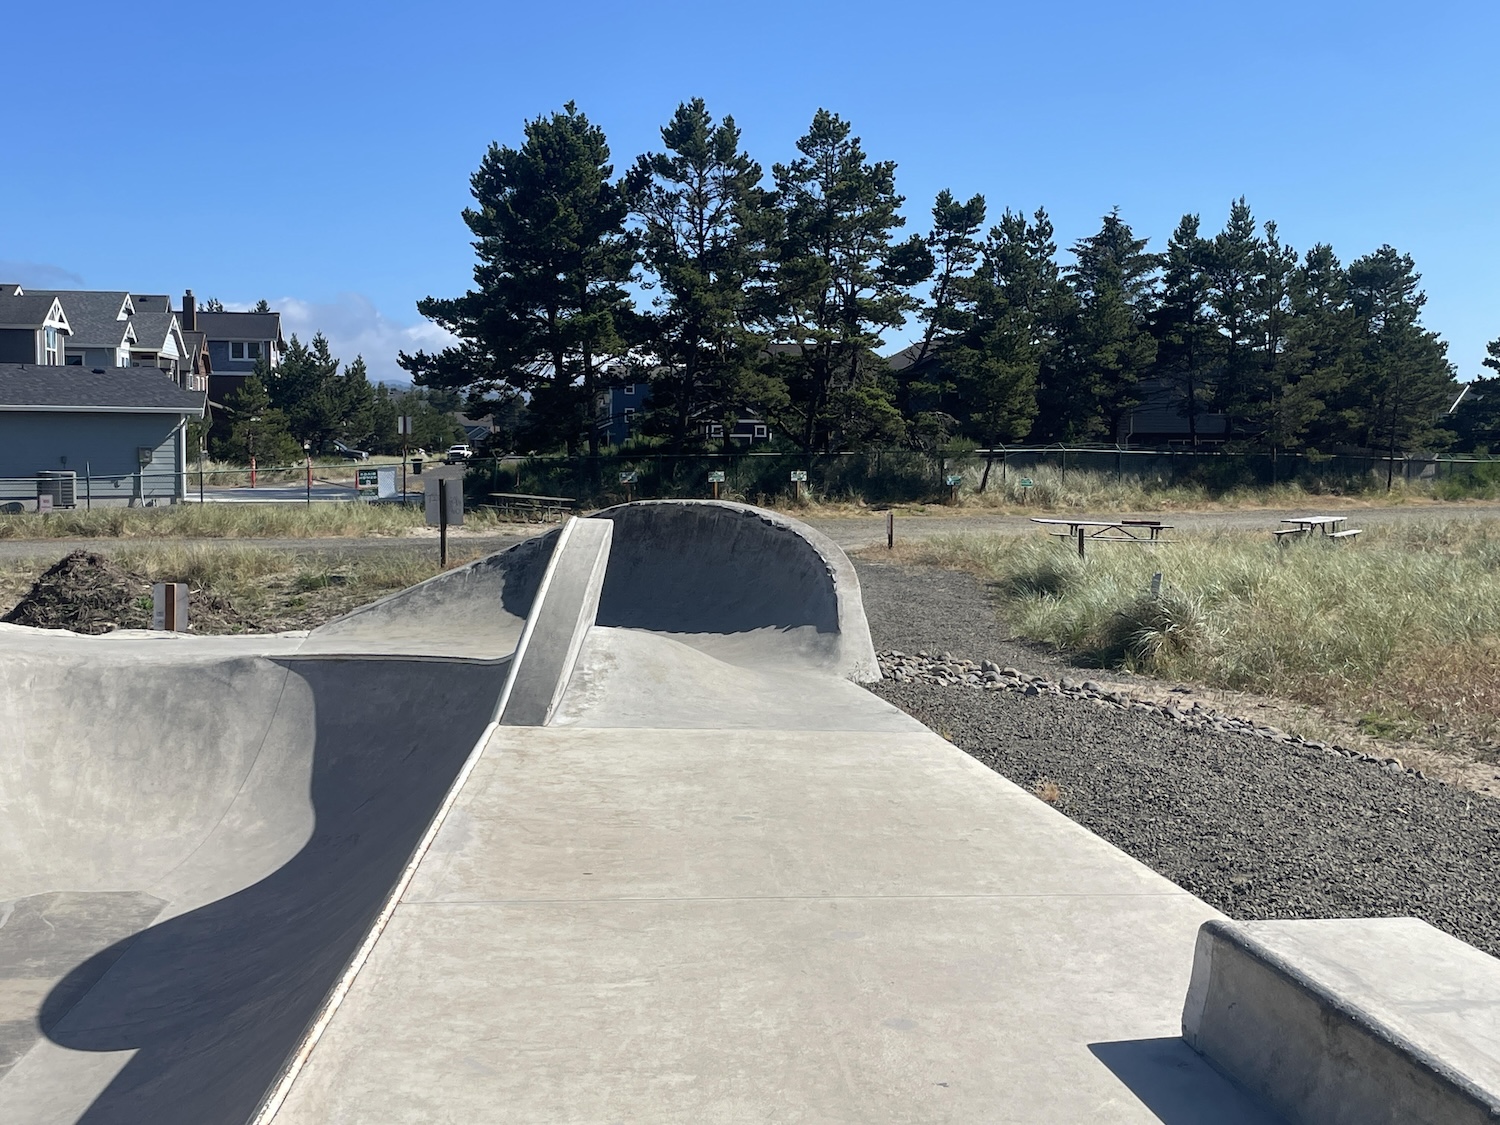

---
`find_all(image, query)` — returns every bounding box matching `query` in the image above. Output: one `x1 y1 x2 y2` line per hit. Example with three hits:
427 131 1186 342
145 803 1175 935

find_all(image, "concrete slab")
270 725 1281 1124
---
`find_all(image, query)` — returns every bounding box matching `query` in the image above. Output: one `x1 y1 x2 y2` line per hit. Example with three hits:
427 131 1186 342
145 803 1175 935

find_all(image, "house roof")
0 292 68 331
0 363 205 415
29 290 134 349
124 294 182 353
195 309 285 345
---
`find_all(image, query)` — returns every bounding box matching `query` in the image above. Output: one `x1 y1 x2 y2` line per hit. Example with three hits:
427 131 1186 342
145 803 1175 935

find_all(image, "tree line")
210 335 462 463
402 99 1492 461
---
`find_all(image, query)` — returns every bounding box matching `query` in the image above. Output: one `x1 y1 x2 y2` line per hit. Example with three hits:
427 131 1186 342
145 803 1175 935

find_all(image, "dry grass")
1032 778 1063 804
0 502 518 541
890 519 1500 763
0 544 484 634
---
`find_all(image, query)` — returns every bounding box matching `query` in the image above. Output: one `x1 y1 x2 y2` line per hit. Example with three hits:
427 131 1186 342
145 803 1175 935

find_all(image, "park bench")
1277 516 1362 543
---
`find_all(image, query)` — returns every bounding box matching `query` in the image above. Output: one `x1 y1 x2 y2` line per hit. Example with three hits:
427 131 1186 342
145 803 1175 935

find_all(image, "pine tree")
1206 197 1263 422
1247 220 1312 456
627 99 779 451
1345 246 1457 482
769 109 930 451
1056 209 1158 441
401 103 635 455
1150 214 1214 445
221 371 299 464
1284 244 1356 451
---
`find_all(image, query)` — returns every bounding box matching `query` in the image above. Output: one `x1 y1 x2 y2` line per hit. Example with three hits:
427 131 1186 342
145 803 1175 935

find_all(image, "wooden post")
886 510 894 550
1077 526 1086 559
439 478 449 567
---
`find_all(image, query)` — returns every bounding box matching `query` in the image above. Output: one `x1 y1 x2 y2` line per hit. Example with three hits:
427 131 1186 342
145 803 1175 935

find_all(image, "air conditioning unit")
37 471 77 509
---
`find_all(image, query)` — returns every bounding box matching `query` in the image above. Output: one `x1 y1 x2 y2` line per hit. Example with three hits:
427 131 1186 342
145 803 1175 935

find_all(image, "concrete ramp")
0 640 505 1124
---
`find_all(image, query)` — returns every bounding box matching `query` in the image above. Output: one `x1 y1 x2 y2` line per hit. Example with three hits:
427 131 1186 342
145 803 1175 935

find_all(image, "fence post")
1077 526 1086 559
85 462 91 511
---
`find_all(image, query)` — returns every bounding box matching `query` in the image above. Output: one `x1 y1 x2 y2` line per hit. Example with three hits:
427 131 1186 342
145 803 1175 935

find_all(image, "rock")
1023 683 1041 697
1003 667 1023 679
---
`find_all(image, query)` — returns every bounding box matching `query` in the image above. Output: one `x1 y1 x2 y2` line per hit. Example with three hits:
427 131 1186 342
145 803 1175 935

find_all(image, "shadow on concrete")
38 658 504 1125
1089 1038 1284 1124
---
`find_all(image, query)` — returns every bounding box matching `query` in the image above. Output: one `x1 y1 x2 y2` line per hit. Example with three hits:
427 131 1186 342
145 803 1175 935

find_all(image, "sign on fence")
376 465 397 499
356 467 379 490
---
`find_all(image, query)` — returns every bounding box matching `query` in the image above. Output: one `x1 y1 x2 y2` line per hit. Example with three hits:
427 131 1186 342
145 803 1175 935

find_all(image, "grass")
889 519 1500 757
0 501 521 540
0 543 484 634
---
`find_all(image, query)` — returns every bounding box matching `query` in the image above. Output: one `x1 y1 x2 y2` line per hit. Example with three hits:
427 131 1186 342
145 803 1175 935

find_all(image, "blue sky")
4 0 1497 384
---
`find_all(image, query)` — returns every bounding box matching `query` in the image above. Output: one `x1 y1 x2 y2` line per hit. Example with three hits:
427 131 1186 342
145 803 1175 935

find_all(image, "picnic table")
488 492 576 523
1031 517 1173 557
1276 515 1362 541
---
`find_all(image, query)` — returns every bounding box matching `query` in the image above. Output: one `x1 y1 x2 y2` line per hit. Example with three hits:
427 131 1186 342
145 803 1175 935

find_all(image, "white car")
444 444 473 464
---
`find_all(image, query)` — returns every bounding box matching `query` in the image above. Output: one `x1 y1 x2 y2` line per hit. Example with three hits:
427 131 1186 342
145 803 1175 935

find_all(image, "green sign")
707 470 726 483
945 474 963 486
619 470 639 484
1019 477 1034 488
790 470 808 482
356 467 378 489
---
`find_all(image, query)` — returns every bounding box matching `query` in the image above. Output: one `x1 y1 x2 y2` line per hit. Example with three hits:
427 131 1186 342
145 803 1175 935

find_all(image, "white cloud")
235 293 455 385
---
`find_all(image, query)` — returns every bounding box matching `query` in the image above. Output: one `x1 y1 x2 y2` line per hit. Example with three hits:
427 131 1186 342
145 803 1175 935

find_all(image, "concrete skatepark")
0 501 1496 1123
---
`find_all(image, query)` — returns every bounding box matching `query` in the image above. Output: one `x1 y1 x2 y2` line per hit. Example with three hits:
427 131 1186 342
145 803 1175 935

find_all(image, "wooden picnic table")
488 492 576 523
1277 515 1362 541
1030 517 1174 543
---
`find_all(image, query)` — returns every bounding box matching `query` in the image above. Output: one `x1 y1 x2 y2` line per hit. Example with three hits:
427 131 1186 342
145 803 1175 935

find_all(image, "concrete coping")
1182 917 1500 1125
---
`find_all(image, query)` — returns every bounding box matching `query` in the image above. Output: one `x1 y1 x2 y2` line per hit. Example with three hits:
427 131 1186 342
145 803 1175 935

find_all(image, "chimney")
182 289 196 332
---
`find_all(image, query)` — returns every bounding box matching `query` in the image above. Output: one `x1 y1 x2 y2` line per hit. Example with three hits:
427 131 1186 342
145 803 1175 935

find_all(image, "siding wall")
0 413 189 506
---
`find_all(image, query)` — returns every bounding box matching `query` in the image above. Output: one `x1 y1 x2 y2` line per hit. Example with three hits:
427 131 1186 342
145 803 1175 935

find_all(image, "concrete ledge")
497 518 613 727
1182 917 1500 1125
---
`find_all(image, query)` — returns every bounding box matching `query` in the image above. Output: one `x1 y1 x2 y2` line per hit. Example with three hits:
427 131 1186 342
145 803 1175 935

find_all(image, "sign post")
619 470 638 503
152 582 189 631
398 415 413 499
425 466 465 567
708 469 725 500
1018 477 1034 506
945 473 963 505
790 468 807 501
886 510 894 550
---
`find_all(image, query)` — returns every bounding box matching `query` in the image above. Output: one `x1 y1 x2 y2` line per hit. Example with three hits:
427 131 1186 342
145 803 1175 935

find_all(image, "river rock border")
877 650 1426 781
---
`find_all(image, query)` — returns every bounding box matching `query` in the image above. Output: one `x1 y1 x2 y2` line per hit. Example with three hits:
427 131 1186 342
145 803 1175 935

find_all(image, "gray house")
187 294 284 406
0 363 206 507
30 290 137 369
0 287 71 365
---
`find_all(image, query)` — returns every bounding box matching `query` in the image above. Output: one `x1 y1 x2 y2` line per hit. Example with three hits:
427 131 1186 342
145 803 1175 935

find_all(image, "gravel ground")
853 557 1500 958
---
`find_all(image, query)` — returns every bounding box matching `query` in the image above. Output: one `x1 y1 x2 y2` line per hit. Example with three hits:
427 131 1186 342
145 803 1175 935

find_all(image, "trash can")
411 458 423 474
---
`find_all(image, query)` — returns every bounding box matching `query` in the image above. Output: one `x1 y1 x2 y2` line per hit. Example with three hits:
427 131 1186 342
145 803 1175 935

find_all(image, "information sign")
790 470 808 482
707 470 726 483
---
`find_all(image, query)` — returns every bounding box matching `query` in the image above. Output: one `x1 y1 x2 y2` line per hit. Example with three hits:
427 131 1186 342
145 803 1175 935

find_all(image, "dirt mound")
1 552 253 635
2 552 150 633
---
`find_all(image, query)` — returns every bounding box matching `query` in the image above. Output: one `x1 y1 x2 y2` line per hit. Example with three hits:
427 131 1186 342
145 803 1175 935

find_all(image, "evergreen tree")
221 372 299 464
895 189 986 448
401 102 635 455
1345 246 1457 481
1284 243 1357 451
1246 220 1312 455
1150 214 1214 445
1056 208 1158 441
768 109 931 451
1206 197 1263 421
627 99 779 451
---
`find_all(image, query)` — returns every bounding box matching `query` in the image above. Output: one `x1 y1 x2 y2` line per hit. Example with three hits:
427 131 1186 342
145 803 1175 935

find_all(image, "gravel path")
853 557 1500 958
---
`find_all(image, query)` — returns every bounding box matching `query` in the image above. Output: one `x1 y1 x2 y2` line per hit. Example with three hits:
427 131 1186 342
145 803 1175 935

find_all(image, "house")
122 295 191 382
185 292 285 407
0 363 206 506
29 290 136 369
594 380 772 447
0 286 71 365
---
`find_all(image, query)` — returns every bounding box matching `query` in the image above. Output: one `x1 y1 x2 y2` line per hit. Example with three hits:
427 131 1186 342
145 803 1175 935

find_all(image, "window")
65 355 82 366
754 424 768 439
247 341 262 360
43 325 59 364
623 383 635 395
230 341 263 361
624 408 636 424
710 424 724 438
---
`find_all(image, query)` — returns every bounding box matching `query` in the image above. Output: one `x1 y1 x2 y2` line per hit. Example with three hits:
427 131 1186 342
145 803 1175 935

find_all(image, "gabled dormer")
0 290 71 364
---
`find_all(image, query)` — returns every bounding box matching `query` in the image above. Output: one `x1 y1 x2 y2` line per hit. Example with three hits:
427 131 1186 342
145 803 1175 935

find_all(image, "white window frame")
229 341 264 361
43 325 59 364
754 424 768 439
623 408 636 424
623 383 635 395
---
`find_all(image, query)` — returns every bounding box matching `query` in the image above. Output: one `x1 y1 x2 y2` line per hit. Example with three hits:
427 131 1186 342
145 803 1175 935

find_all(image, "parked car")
332 440 370 461
444 444 473 464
